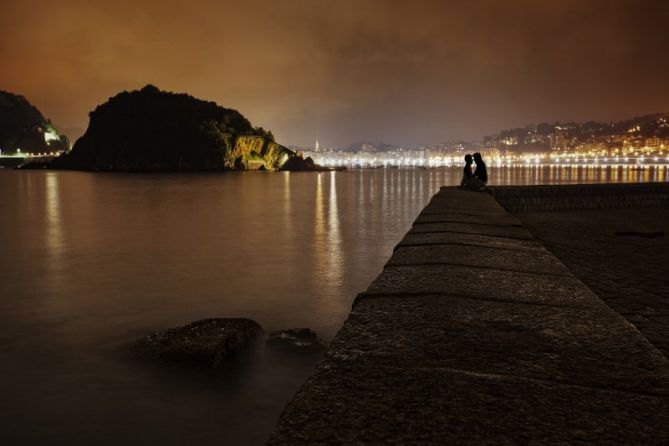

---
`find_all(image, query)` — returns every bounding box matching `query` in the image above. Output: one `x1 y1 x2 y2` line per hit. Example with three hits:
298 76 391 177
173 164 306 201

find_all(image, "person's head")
464 154 472 164
473 152 483 163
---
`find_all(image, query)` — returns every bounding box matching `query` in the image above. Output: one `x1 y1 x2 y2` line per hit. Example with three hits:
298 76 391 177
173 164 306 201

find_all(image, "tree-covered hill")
52 85 317 171
0 91 69 154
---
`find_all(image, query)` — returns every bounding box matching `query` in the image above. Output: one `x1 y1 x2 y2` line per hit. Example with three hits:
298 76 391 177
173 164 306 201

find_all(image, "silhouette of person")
460 154 474 187
473 152 488 185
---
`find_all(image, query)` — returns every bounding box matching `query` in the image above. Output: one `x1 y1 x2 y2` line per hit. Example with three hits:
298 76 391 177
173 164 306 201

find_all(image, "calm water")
1 165 667 445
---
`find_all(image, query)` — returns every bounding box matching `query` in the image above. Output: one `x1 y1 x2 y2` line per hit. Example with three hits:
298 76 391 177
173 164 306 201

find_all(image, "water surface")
0 165 666 444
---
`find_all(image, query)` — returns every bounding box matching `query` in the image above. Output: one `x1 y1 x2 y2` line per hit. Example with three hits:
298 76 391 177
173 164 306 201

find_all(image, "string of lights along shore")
301 115 669 169
2 115 668 170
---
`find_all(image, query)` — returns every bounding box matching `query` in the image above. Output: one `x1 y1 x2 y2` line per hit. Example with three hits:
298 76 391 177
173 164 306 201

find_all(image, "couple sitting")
460 152 488 191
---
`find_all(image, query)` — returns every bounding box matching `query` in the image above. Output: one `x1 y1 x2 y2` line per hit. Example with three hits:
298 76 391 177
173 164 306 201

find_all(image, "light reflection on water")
0 166 667 445
326 172 342 287
494 164 667 185
45 173 65 288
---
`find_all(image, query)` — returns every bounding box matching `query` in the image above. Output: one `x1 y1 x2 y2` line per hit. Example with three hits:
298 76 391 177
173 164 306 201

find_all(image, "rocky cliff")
52 85 319 172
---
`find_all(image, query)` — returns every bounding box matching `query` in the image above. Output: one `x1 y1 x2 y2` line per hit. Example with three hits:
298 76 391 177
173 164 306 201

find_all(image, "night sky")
2 0 668 147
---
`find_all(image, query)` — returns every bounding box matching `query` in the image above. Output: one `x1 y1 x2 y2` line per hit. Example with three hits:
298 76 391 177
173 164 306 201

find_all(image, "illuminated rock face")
52 85 303 172
226 135 294 171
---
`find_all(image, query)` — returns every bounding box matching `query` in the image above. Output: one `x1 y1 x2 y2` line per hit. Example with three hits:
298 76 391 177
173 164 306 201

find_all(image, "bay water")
0 166 666 444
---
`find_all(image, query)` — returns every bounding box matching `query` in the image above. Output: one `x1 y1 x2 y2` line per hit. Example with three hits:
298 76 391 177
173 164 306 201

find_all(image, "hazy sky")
2 0 668 147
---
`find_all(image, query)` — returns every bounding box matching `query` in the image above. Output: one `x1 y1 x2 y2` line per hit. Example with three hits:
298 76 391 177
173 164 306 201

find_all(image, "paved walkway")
519 207 669 357
268 188 669 445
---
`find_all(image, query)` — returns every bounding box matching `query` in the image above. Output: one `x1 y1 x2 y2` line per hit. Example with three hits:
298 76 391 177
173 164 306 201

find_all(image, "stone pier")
268 187 669 445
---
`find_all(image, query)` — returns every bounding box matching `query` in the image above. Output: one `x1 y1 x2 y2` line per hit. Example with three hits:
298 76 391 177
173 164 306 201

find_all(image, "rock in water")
130 318 263 367
267 328 326 352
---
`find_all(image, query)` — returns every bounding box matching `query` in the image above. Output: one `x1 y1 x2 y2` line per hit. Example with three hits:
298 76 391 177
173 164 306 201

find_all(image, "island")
51 85 324 172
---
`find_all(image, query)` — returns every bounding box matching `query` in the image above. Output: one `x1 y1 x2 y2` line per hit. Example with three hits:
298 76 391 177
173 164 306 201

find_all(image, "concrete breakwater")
268 186 669 445
491 182 669 213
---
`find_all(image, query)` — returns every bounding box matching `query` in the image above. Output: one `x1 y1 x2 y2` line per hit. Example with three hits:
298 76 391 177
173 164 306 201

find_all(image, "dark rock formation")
0 90 69 154
15 158 54 169
267 328 326 352
281 155 329 172
0 158 26 168
129 318 263 367
51 85 323 172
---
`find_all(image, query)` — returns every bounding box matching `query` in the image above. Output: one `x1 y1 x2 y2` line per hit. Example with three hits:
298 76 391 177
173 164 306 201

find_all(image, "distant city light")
299 129 669 169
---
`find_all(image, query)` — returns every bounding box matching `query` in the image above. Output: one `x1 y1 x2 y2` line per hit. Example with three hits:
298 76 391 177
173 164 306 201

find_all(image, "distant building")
549 132 568 150
646 137 660 150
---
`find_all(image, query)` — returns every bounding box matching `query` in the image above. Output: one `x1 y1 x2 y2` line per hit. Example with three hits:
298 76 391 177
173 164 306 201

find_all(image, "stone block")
420 204 510 216
397 232 547 252
367 264 600 307
268 360 669 445
414 213 523 226
337 295 669 394
409 222 534 240
387 244 571 276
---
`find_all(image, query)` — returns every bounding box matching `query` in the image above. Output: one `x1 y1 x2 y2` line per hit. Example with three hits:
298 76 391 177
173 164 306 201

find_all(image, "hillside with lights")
485 113 669 153
0 90 69 155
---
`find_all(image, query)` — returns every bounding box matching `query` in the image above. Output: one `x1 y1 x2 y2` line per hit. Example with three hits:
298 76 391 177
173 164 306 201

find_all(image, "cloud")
1 0 668 146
